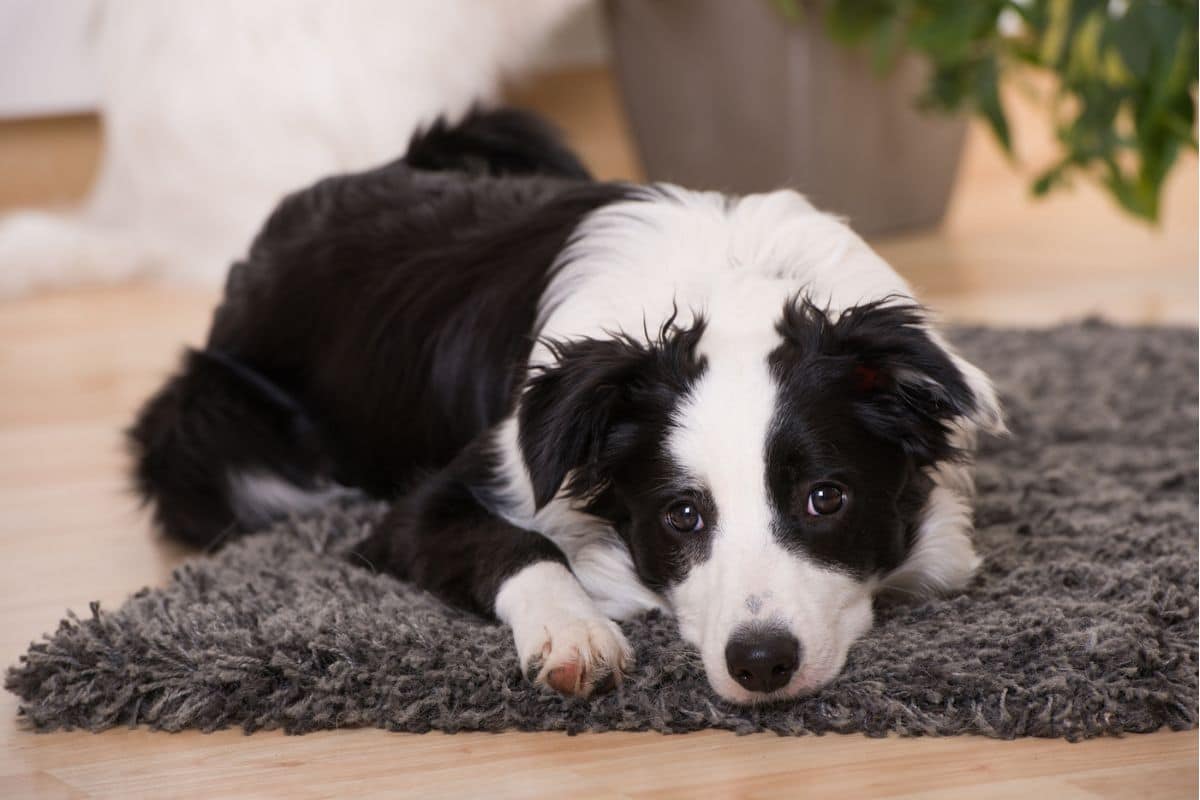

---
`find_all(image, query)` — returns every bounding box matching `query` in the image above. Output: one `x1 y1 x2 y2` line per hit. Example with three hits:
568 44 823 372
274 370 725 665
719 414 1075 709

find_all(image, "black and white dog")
130 109 1003 704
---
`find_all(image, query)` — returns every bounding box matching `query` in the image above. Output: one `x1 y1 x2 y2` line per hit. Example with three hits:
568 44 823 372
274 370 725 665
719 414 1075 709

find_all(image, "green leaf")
1032 164 1067 195
825 0 894 43
1108 3 1154 78
974 56 1013 152
818 0 1198 220
870 11 906 73
1039 0 1073 65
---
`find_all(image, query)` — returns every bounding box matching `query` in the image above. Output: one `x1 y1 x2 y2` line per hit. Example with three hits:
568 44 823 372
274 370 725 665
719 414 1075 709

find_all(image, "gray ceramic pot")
605 0 968 236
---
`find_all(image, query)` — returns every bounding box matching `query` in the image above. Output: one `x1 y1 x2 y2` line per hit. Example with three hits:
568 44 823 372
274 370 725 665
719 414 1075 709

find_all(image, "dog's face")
520 298 981 704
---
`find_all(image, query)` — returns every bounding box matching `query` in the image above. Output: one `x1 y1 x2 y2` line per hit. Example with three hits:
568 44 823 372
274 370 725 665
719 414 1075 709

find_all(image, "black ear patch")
518 317 706 509
773 298 976 466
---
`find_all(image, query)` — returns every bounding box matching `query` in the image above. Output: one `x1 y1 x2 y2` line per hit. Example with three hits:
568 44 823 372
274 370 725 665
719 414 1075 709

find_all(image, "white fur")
493 560 632 694
536 186 908 362
880 485 982 598
505 185 1002 702
0 0 585 296
228 470 359 529
535 185 1002 430
670 556 875 704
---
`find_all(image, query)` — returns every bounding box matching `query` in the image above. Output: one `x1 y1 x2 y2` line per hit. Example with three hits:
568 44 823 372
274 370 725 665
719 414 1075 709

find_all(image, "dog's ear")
519 323 705 509
779 299 997 465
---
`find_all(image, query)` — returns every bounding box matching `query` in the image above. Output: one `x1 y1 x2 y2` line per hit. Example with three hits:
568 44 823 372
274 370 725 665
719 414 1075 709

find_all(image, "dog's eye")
664 502 704 533
806 484 846 516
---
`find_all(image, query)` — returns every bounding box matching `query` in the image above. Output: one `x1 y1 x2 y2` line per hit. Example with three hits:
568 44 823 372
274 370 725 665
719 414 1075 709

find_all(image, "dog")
0 0 585 296
129 109 1004 704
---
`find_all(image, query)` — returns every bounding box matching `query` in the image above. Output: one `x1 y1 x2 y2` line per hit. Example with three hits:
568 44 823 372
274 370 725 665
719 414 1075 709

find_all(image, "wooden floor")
0 67 1196 799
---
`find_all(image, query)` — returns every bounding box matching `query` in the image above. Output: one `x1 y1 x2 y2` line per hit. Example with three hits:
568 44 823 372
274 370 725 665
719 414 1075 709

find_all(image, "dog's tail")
127 348 354 549
404 107 591 180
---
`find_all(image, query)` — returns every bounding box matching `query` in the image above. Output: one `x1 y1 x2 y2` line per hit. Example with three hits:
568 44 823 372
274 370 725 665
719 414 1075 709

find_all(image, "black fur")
350 441 570 616
129 109 625 613
518 315 708 509
765 298 975 576
518 316 711 591
773 297 975 466
205 157 626 498
128 348 333 548
404 106 591 180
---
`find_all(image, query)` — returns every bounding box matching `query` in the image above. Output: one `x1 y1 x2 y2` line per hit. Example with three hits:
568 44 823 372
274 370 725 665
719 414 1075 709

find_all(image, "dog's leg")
493 560 632 697
353 463 631 698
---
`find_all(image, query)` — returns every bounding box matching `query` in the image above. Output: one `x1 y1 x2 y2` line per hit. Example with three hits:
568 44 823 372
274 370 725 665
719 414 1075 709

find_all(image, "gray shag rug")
7 321 1198 740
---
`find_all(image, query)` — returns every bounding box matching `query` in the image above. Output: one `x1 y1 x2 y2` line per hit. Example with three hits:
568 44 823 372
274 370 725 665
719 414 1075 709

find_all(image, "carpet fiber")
7 322 1198 739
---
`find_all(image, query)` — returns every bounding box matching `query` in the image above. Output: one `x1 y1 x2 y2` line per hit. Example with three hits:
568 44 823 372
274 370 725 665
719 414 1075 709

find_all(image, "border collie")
130 109 1003 704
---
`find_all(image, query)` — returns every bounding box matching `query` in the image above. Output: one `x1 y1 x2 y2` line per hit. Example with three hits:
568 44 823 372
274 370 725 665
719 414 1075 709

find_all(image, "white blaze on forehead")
664 276 797 594
668 301 780 554
664 301 780 650
665 291 876 703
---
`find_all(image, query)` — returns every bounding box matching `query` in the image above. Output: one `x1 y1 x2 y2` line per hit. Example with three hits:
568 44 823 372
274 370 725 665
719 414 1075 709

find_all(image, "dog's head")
519 296 997 704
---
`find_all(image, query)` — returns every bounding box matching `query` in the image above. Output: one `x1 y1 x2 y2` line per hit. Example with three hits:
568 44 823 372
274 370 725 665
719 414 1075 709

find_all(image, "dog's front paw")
522 615 632 698
496 562 634 698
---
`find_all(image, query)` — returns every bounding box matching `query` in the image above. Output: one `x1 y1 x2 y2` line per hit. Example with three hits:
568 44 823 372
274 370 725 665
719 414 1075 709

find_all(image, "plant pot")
604 0 968 236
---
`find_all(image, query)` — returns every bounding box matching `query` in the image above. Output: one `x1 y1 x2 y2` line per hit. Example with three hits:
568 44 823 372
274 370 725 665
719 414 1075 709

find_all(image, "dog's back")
129 109 622 547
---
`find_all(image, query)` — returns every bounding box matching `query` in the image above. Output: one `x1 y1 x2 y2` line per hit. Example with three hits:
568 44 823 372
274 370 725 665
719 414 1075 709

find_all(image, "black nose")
724 629 801 693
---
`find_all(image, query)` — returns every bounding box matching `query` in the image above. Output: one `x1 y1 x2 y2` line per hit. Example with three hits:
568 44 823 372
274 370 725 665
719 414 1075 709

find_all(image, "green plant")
779 0 1197 222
